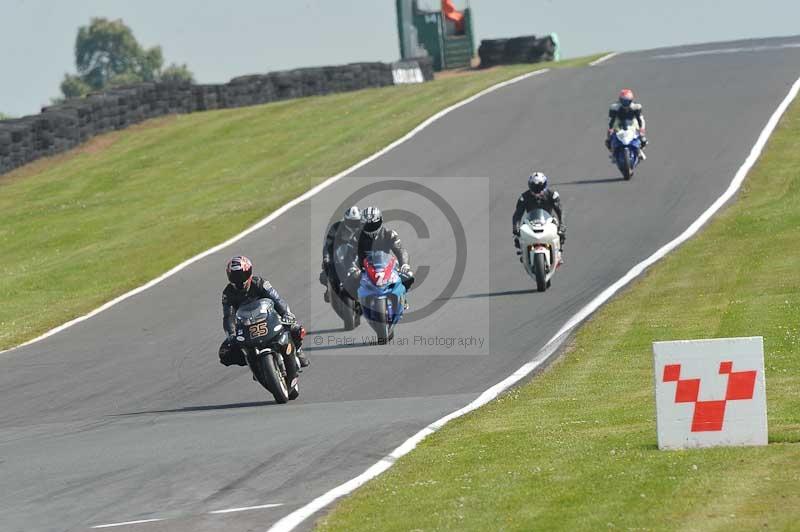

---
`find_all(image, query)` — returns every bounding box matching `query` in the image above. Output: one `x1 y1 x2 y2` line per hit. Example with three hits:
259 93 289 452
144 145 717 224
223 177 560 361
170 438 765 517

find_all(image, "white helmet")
528 172 548 195
343 205 361 226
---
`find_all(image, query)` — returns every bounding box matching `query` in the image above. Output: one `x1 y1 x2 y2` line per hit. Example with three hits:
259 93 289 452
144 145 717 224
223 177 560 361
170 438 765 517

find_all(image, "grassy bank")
316 95 800 528
0 55 600 351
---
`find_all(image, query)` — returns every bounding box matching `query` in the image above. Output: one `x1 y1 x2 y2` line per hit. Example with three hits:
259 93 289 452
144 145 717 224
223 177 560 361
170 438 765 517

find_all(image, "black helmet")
362 206 383 236
226 256 253 292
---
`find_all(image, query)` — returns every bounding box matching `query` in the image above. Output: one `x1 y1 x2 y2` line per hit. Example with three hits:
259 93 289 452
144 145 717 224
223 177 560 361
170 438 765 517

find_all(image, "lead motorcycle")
518 208 562 292
610 118 643 180
357 251 413 341
327 240 362 331
233 298 301 404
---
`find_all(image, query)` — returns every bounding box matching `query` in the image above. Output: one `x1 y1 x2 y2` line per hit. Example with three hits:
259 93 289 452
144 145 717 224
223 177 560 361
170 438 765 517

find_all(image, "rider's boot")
297 348 310 368
323 288 330 303
639 148 647 161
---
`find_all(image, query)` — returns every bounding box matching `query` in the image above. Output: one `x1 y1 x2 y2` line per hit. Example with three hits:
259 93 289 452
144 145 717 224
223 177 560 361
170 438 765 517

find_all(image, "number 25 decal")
249 322 269 337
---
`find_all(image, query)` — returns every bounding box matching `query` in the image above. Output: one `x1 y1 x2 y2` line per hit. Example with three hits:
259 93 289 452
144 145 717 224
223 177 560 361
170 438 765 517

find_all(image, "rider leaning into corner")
353 206 415 295
512 172 565 263
606 88 648 160
319 205 363 302
218 256 310 368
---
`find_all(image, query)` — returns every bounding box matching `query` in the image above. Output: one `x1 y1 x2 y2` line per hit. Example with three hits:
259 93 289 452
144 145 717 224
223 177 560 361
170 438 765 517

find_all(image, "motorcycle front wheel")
622 147 633 180
260 354 290 404
368 297 392 342
534 253 547 292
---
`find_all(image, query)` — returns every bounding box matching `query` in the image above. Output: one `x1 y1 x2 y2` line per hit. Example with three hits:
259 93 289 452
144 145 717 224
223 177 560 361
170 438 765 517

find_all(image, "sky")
2 0 799 117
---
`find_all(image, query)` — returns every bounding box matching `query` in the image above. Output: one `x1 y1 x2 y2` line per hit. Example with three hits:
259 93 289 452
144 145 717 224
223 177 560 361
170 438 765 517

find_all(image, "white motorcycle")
518 208 562 292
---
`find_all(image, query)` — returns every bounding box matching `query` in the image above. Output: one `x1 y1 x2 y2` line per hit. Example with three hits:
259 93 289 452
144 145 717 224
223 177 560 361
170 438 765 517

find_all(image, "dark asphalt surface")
2 37 800 532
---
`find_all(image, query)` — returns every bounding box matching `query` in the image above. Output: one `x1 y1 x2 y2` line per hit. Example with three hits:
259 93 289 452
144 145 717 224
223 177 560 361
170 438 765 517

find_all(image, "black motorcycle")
327 241 362 330
233 298 300 404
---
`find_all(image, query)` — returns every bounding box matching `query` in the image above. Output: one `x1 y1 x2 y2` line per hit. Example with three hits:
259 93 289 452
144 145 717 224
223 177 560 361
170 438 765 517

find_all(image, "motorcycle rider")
606 88 647 160
353 206 415 290
319 206 363 303
512 172 565 263
219 256 309 368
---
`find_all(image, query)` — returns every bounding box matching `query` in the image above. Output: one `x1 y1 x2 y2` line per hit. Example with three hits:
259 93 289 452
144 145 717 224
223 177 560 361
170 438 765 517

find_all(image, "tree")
59 18 195 98
0 112 14 120
159 63 195 84
60 74 93 99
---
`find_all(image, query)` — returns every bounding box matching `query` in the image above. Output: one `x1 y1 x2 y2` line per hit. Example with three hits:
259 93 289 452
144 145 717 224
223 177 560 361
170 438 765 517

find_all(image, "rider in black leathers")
319 206 363 302
512 172 565 261
218 256 309 368
352 206 414 289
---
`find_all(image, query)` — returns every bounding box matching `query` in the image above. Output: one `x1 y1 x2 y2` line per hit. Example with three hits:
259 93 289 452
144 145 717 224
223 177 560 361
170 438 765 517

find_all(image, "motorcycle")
357 251 413 342
518 208 562 292
610 119 643 180
233 298 301 404
327 241 362 331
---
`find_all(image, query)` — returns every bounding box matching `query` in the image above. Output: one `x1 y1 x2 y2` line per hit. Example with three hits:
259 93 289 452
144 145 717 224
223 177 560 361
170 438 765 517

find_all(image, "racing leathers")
218 276 307 367
354 226 414 289
320 220 362 297
606 102 647 151
512 189 565 254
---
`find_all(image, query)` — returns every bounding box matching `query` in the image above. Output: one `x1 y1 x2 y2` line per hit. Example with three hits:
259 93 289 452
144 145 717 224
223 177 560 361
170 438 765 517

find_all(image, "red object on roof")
442 0 465 33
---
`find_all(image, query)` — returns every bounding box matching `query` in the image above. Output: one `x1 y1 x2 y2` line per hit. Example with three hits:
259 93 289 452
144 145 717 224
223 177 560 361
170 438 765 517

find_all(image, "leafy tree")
59 18 194 98
0 112 14 120
60 74 93 99
159 63 195 84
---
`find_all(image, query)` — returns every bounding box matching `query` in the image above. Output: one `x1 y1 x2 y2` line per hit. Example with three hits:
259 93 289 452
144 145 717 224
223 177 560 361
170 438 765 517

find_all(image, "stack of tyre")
479 35 557 68
0 58 434 177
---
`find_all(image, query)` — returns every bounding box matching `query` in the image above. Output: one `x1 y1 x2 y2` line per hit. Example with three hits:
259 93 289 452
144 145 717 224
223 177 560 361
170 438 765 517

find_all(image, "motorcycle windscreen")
523 208 554 226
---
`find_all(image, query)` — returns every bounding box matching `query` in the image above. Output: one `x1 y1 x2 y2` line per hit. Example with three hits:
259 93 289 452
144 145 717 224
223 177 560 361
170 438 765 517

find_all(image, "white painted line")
92 518 165 529
589 52 619 66
0 68 550 357
654 42 800 59
209 503 283 514
266 74 800 532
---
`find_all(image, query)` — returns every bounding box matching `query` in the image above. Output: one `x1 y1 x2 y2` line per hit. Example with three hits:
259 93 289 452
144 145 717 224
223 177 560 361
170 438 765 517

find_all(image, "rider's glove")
283 311 296 323
400 264 413 275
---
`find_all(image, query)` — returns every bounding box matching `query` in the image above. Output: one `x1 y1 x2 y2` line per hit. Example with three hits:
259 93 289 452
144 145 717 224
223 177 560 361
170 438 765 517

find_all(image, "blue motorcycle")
357 251 413 342
610 119 643 180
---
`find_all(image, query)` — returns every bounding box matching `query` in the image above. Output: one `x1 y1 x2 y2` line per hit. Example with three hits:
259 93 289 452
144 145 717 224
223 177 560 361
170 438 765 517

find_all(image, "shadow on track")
305 328 347 335
437 288 539 301
114 401 275 416
303 341 380 353
556 177 625 185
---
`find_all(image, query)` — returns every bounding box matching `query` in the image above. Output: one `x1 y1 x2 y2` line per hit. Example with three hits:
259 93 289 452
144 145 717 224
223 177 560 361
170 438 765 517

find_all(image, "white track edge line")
266 74 800 532
0 67 549 356
209 503 284 514
589 52 620 66
92 518 165 528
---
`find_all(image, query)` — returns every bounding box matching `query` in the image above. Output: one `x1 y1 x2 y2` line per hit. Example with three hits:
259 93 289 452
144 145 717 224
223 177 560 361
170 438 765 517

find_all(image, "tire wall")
0 57 434 176
478 35 557 68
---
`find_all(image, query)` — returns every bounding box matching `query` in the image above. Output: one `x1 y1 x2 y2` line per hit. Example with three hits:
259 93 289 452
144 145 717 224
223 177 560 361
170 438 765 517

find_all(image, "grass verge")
315 92 800 529
0 55 601 351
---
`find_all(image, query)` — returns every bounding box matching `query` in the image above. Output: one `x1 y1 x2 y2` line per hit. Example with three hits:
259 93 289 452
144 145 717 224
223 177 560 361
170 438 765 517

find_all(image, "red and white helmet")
618 88 635 107
226 256 253 292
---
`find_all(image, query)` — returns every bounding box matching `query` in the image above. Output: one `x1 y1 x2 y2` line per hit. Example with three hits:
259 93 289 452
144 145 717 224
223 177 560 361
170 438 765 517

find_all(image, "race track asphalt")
2 36 800 532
